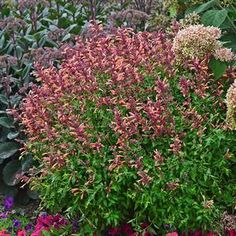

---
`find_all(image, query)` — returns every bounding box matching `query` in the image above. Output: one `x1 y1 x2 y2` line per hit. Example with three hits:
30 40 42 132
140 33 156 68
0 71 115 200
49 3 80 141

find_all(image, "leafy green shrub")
19 24 236 234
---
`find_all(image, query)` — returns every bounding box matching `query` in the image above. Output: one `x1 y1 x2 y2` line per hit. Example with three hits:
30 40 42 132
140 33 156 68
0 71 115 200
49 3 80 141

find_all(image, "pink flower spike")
227 229 236 236
17 230 27 236
166 232 178 236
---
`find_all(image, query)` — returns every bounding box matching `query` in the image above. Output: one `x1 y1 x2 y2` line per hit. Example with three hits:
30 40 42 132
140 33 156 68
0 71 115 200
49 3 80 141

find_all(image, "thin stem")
218 4 236 33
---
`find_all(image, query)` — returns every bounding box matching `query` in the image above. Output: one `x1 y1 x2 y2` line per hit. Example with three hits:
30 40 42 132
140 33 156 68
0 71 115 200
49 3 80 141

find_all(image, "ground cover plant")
0 195 235 235
18 23 236 235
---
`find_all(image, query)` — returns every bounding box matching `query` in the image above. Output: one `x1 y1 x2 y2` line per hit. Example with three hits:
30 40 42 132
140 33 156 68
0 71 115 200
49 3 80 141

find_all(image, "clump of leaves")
19 24 236 235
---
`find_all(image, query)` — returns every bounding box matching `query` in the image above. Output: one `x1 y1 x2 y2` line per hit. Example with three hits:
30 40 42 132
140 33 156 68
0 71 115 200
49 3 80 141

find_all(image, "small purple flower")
40 211 47 218
72 219 79 232
0 212 8 218
3 196 14 210
13 219 21 228
164 224 171 229
25 223 33 231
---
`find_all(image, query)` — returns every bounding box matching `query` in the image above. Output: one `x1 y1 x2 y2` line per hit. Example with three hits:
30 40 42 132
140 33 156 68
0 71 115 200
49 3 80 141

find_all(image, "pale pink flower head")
173 25 221 62
214 47 235 62
226 79 236 130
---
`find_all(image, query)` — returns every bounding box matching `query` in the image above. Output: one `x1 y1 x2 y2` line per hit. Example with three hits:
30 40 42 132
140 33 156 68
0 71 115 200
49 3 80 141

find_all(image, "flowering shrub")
19 24 236 234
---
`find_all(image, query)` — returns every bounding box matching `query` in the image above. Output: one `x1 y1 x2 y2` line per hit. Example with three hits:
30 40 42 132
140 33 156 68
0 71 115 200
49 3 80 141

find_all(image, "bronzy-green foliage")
0 0 116 202
19 25 236 235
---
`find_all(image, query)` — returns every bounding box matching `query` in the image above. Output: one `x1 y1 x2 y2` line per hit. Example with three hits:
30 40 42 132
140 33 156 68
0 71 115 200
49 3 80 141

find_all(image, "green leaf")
0 179 18 196
169 5 178 17
0 94 8 105
16 46 23 59
0 117 14 128
58 17 71 28
209 58 227 79
1 7 10 17
46 39 58 47
195 0 217 14
202 9 228 27
24 34 35 42
62 33 71 42
7 132 19 140
3 160 22 186
27 189 39 199
39 36 46 47
10 94 23 108
21 155 33 171
0 35 5 48
0 142 20 160
66 23 78 32
221 33 236 51
22 63 32 81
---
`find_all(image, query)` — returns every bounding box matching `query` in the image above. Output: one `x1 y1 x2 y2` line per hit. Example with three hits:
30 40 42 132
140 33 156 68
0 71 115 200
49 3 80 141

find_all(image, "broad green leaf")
0 94 8 105
209 58 227 79
21 155 33 171
202 9 228 27
221 33 236 51
3 160 22 186
195 0 217 14
0 117 14 128
220 18 233 30
10 94 23 108
24 34 35 42
0 179 18 196
0 142 20 160
27 189 39 199
7 132 19 140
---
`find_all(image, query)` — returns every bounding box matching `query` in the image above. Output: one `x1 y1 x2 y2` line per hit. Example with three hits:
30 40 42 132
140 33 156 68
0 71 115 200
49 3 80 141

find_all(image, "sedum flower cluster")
214 47 235 62
179 12 201 29
173 25 222 62
226 79 236 129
